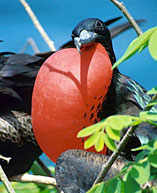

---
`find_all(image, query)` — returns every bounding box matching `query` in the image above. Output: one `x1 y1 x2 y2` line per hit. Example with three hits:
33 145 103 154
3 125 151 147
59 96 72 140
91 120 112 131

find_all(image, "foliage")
112 27 157 69
77 110 157 153
0 181 57 193
87 140 157 193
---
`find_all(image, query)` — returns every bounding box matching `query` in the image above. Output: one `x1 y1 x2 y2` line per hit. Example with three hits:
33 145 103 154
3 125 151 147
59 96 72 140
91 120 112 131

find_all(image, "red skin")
32 43 112 162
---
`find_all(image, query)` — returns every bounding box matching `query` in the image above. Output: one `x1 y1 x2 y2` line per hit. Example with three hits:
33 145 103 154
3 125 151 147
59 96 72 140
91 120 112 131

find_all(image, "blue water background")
0 0 157 166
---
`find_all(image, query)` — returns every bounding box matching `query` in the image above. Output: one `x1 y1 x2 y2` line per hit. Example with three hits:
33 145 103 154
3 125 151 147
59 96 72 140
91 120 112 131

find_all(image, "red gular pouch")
32 42 112 162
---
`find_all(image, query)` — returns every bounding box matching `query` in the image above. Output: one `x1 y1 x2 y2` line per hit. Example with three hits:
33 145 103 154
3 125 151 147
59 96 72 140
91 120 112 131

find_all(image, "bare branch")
110 0 143 36
36 158 53 177
9 173 56 186
0 154 11 164
0 165 16 193
20 38 40 54
10 174 64 193
19 0 56 51
93 126 135 185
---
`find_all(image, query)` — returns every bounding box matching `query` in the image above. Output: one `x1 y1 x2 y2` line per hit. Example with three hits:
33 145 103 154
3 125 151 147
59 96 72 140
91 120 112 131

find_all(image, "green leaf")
147 87 157 95
87 182 105 193
0 181 57 193
140 111 157 121
134 140 157 154
138 42 148 53
132 145 149 152
124 174 142 193
152 187 157 193
84 132 99 149
146 100 157 108
77 121 103 138
104 177 123 193
95 131 106 152
130 161 150 185
1 182 43 193
31 161 49 176
112 27 157 69
106 126 121 141
148 30 157 60
103 133 117 151
105 115 137 131
148 150 157 168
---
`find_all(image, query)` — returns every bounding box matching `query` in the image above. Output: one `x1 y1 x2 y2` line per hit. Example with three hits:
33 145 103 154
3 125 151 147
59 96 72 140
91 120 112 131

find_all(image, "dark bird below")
55 149 126 193
0 52 44 177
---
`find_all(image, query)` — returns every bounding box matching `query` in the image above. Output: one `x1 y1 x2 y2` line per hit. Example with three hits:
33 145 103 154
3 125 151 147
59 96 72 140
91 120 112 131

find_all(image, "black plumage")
0 52 43 177
56 150 126 193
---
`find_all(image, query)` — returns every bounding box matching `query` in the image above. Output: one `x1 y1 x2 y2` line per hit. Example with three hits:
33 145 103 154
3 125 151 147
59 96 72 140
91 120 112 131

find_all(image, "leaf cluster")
87 140 157 193
77 107 157 153
112 27 157 69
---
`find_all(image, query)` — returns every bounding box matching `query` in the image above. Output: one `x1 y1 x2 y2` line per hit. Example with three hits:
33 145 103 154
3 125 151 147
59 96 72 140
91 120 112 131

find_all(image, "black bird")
0 52 44 177
55 18 157 193
0 17 147 177
56 149 126 193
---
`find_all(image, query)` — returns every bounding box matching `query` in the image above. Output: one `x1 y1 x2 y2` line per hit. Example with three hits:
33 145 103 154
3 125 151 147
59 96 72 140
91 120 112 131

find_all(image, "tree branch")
10 174 64 193
0 165 16 193
9 173 56 186
110 0 143 36
19 0 56 51
20 38 40 53
93 126 135 185
36 158 53 177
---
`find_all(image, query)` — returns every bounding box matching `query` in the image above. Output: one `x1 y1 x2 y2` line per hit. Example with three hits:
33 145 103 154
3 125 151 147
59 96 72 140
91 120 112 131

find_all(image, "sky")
0 0 157 90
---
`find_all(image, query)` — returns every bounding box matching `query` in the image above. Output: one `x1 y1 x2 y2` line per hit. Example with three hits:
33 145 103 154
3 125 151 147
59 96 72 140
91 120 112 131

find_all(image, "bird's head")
72 17 120 64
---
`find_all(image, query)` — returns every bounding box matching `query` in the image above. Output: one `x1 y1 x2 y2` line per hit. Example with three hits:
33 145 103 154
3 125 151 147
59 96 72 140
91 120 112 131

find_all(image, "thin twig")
0 165 16 193
20 38 40 54
9 173 56 186
19 0 56 51
0 154 11 164
93 126 135 185
110 0 143 36
36 158 53 177
10 174 64 193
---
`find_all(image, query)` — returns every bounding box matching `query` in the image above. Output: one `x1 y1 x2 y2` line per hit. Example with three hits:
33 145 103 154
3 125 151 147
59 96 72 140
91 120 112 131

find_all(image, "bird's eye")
96 21 103 27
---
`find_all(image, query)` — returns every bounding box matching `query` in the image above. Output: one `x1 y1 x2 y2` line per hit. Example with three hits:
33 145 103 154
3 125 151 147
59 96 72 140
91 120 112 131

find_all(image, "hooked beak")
74 30 97 53
74 37 82 53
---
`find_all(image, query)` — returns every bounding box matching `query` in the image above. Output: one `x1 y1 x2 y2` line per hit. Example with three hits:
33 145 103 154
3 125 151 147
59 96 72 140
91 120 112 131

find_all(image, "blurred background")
0 0 157 165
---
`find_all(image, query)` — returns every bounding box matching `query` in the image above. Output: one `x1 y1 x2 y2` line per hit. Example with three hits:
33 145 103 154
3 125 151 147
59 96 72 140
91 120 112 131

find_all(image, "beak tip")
74 37 81 54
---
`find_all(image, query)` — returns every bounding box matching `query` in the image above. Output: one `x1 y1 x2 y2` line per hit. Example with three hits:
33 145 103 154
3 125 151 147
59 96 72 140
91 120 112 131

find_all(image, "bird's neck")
81 42 112 59
101 38 116 64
